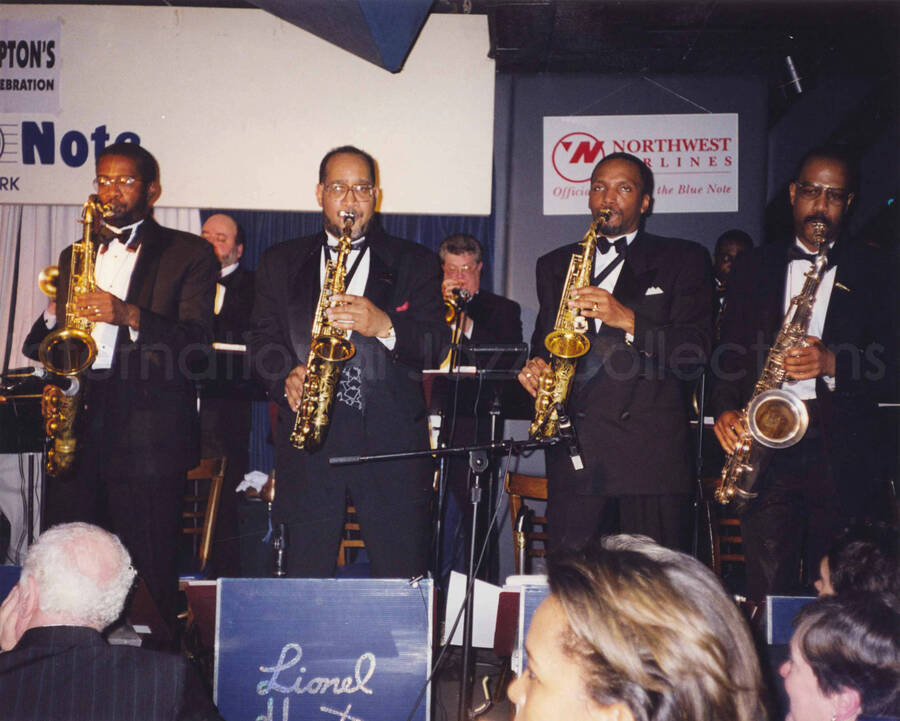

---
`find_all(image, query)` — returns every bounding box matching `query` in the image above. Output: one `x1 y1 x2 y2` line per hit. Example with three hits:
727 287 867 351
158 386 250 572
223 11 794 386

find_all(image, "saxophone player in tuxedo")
248 146 448 578
710 146 897 605
518 153 713 553
22 142 218 632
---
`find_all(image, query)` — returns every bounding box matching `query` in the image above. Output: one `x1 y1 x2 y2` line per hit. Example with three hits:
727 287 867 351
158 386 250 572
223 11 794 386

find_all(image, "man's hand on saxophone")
284 364 307 413
783 335 835 380
326 293 393 338
568 286 636 335
518 356 549 398
713 410 747 455
74 289 140 330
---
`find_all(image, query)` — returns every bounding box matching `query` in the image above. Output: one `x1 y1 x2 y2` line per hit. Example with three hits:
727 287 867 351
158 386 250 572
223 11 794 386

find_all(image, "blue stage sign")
215 578 433 721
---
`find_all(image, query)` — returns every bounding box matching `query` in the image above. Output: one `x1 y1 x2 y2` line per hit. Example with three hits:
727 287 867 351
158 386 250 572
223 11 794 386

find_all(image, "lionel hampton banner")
543 113 739 215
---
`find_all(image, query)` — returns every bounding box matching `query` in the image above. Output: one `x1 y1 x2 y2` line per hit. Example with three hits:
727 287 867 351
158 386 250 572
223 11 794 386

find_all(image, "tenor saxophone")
529 209 610 439
715 222 830 510
38 194 112 475
289 211 357 451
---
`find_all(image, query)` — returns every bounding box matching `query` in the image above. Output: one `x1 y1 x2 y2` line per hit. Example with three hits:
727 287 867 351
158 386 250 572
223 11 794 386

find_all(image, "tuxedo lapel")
364 232 397 311
287 236 324 349
762 243 792 336
125 218 164 307
607 232 657 329
820 240 855 345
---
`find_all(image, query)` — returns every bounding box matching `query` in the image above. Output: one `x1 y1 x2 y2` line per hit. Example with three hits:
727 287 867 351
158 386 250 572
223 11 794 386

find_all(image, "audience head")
201 213 245 268
781 592 900 720
439 233 483 297
0 523 136 651
713 229 753 284
816 521 899 598
508 534 765 721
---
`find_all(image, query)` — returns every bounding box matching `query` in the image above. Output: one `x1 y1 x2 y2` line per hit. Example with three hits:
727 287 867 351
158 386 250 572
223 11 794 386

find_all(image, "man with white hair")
0 523 222 721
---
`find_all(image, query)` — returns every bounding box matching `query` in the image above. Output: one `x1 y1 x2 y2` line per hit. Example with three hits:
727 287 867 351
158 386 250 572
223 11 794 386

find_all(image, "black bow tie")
597 236 627 255
325 237 366 254
218 269 238 286
787 245 830 267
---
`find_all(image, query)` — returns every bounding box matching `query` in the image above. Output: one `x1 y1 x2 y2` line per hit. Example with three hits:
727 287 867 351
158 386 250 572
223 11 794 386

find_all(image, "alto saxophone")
529 209 610 439
715 222 829 510
289 211 357 451
38 194 111 475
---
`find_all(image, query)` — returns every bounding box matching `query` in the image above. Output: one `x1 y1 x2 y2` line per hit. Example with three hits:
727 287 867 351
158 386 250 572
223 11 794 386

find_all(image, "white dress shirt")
783 238 837 399
321 232 395 350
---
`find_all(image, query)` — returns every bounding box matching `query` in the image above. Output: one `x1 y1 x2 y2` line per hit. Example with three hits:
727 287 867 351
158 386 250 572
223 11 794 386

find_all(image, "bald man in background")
200 213 256 577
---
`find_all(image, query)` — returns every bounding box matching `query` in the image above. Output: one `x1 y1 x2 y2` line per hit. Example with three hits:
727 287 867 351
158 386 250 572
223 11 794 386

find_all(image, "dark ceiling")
15 1 900 78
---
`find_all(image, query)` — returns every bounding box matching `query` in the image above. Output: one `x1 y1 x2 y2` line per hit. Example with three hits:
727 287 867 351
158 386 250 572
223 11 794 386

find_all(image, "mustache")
804 214 831 228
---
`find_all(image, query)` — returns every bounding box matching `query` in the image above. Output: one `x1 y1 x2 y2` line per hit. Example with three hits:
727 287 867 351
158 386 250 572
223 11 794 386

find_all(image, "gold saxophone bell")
38 265 59 300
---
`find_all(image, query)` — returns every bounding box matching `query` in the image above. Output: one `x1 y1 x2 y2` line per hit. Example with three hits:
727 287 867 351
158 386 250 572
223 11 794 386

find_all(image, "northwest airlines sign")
543 114 738 215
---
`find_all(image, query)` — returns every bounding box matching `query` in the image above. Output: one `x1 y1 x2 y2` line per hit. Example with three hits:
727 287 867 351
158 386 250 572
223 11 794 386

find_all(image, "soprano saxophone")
289 211 357 451
529 209 611 439
715 222 829 510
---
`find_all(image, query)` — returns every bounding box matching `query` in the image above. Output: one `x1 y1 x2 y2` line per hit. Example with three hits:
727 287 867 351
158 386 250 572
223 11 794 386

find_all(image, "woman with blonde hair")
508 534 766 721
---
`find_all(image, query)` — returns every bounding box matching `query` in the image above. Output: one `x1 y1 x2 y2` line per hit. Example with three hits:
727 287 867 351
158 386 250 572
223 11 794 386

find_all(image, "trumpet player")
710 146 897 604
440 234 522 352
248 146 447 579
22 142 218 631
518 153 712 553
437 234 522 576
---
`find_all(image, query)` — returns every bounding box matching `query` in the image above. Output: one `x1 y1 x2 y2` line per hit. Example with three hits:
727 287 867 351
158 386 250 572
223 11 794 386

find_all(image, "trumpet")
443 287 471 324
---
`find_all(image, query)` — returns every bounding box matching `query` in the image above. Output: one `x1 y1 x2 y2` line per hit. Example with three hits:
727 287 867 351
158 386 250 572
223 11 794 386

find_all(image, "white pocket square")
645 286 664 296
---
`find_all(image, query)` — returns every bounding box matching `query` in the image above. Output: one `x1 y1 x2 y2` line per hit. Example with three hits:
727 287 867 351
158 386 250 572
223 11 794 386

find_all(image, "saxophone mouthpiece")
339 210 356 222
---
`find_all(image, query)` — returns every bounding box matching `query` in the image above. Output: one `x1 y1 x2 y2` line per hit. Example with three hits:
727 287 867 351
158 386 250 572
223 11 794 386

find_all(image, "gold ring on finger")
592 303 599 312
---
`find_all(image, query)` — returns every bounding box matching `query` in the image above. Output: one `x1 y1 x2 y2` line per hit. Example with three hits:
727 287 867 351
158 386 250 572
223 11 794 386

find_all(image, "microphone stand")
331 434 558 721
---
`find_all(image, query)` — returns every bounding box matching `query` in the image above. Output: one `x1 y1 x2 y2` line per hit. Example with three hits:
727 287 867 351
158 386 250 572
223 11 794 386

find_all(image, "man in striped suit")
0 523 222 721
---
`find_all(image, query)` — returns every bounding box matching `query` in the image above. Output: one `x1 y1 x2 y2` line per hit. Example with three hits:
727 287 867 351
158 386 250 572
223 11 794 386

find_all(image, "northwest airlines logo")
551 132 605 183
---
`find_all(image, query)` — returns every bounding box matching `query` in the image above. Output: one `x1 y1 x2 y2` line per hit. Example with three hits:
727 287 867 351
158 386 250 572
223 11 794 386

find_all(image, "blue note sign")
215 578 433 721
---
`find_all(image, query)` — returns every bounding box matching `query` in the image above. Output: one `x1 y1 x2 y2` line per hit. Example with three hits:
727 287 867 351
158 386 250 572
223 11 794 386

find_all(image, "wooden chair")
336 497 366 567
504 472 549 574
700 476 745 576
181 457 227 577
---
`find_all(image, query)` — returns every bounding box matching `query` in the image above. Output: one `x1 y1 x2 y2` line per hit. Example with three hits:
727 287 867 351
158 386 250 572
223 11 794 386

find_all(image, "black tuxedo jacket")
709 239 897 512
0 626 223 721
24 216 218 475
466 290 523 347
249 223 448 489
202 265 256 397
214 265 255 345
533 229 713 496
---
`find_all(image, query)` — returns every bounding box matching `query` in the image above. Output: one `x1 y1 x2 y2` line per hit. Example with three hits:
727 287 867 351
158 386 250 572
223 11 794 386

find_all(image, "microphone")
556 406 584 471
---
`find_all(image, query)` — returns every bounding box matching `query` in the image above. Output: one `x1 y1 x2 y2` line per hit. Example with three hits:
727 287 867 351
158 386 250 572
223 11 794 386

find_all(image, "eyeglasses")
444 263 478 277
323 183 376 201
794 182 852 205
93 175 141 191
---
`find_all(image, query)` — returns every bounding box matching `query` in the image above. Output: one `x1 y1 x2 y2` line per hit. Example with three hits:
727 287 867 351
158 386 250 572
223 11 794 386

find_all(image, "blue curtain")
200 208 495 472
